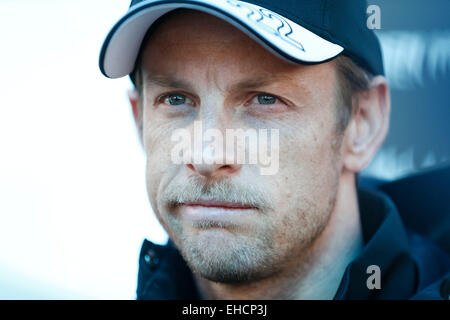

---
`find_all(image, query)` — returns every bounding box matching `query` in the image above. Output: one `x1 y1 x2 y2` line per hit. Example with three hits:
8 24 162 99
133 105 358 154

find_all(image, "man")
99 0 450 299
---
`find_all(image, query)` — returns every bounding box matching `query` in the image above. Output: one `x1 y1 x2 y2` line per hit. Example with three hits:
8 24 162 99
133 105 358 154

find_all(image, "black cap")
99 0 384 80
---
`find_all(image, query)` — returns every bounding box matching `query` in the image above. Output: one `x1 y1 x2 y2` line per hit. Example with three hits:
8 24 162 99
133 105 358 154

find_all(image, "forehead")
139 9 335 89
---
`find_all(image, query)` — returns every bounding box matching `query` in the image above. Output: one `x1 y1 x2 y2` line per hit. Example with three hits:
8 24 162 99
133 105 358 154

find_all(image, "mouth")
183 200 256 210
178 200 258 224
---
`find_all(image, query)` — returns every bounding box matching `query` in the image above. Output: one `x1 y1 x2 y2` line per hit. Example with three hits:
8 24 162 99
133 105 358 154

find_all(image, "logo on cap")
225 0 305 52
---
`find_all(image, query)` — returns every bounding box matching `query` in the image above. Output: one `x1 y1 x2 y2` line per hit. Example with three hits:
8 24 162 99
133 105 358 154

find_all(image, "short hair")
334 54 374 132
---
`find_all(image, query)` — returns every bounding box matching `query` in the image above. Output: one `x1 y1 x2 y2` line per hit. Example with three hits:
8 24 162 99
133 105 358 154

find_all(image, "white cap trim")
100 0 344 78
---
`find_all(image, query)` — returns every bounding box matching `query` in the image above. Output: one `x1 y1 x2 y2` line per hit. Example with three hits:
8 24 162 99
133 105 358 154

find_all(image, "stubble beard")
162 193 337 285
155 155 341 285
167 212 282 284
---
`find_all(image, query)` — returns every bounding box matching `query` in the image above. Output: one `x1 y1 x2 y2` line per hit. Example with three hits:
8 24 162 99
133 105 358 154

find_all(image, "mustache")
161 175 275 213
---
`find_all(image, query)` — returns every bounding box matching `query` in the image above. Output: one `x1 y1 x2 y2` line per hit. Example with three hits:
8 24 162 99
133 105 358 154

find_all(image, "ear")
343 76 391 173
128 88 144 147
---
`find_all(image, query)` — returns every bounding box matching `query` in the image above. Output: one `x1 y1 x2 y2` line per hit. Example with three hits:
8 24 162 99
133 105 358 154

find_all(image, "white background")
0 0 168 299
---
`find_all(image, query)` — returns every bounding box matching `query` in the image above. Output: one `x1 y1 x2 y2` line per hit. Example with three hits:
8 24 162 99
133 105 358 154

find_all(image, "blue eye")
162 94 194 106
255 94 278 105
167 94 185 105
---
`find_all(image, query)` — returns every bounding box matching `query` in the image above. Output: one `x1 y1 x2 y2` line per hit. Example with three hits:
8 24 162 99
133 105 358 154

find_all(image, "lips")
182 200 255 210
178 199 258 224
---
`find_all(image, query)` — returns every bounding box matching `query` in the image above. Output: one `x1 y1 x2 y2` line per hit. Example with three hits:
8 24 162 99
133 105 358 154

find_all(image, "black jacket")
136 167 450 300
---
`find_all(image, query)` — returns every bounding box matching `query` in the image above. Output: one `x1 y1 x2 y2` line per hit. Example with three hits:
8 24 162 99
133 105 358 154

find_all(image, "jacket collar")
137 238 200 299
333 188 418 299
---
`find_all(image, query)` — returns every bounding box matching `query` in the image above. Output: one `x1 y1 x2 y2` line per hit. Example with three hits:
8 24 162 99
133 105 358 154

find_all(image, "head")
128 10 390 283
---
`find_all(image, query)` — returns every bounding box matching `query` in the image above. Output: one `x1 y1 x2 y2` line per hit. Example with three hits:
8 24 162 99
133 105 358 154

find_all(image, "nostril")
186 162 242 178
220 164 234 172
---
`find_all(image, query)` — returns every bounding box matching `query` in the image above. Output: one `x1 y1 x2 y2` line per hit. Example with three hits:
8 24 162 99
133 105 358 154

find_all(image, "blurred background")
0 0 449 299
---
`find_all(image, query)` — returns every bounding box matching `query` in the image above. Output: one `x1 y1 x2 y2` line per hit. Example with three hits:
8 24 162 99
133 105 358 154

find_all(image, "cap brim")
99 0 344 78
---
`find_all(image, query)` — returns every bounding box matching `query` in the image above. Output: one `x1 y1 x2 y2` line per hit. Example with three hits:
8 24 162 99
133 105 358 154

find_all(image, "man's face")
139 11 344 283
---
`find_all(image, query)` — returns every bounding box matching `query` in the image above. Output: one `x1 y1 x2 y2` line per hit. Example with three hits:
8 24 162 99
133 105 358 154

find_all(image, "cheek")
142 118 175 201
143 109 172 152
279 117 340 185
144 126 169 182
267 116 342 238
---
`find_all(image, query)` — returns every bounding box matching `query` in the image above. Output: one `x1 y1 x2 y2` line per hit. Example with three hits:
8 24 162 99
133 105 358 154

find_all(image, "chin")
177 228 279 283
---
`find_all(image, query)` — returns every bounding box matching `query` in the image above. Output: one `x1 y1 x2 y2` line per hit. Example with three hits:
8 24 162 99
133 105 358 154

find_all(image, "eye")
159 93 195 106
243 92 291 114
251 94 279 105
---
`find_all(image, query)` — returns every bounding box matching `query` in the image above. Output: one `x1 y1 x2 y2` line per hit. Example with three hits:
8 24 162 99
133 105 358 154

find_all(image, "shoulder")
360 166 450 300
406 229 450 299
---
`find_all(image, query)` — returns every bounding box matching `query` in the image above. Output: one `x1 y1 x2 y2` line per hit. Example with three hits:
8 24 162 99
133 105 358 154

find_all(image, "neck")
194 172 363 299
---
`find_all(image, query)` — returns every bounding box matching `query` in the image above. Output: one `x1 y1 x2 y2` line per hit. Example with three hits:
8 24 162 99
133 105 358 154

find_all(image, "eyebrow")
145 74 196 92
227 74 294 93
144 73 296 93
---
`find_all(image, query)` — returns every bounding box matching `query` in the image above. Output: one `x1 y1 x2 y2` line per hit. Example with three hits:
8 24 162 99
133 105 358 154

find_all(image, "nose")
187 143 242 179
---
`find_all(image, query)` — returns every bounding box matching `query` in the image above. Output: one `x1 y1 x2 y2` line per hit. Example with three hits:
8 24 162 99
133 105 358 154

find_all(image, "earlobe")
343 76 391 173
128 88 144 147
